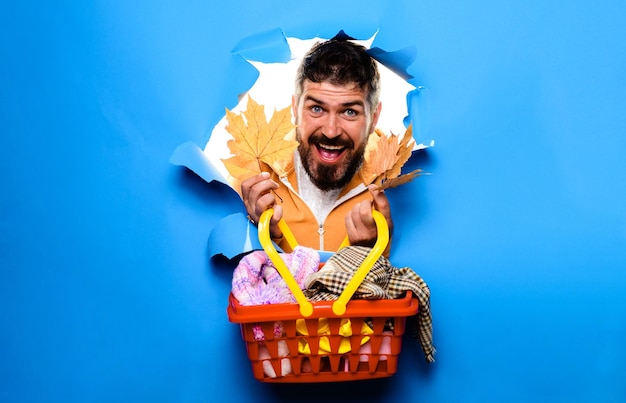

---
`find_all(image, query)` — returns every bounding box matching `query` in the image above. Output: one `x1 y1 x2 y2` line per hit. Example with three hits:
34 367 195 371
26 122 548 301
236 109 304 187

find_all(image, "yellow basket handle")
330 210 389 315
257 208 389 317
258 209 313 317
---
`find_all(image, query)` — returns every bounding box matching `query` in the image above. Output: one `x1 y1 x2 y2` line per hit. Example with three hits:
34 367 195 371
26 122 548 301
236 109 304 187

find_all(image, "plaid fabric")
305 245 435 363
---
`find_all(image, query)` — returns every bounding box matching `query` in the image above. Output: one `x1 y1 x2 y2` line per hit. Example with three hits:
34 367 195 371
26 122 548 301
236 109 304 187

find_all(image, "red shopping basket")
227 209 419 383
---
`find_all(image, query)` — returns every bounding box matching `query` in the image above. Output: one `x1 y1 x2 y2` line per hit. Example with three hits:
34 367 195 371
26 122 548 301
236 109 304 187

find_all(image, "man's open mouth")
316 143 346 164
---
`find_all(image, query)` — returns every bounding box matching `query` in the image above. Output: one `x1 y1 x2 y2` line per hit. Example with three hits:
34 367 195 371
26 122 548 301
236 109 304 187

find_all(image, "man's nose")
322 114 342 138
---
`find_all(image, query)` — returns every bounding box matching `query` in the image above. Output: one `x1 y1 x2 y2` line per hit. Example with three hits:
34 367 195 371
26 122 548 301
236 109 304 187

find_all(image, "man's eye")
344 109 357 117
310 105 323 113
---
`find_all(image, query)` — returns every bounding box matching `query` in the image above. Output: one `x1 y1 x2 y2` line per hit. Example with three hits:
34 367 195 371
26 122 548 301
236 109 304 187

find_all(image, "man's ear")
291 95 298 122
371 102 382 129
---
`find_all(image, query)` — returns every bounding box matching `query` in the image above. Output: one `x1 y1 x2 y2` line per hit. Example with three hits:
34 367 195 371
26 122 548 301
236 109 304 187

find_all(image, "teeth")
319 144 343 151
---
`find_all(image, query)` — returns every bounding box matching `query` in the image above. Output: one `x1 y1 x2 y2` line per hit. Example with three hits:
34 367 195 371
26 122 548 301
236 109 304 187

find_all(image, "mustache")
308 133 354 149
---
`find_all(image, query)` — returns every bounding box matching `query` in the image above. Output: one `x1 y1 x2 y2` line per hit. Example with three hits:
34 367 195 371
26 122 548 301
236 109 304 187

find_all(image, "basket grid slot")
241 315 406 382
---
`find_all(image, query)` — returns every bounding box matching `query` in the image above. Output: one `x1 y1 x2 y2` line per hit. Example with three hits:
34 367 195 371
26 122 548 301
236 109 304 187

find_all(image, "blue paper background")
2 1 625 402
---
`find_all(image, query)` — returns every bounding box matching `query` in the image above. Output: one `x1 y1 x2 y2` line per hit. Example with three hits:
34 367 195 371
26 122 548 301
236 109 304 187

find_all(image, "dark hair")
294 39 381 115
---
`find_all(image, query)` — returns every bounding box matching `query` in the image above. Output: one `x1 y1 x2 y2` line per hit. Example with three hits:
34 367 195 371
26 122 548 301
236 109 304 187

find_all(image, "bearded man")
241 37 393 253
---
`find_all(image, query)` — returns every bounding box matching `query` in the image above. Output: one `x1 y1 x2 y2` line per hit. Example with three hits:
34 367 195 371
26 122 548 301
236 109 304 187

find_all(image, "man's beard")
298 133 367 192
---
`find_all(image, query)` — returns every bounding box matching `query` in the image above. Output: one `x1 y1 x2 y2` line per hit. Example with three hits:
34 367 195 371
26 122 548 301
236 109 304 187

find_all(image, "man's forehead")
300 80 368 102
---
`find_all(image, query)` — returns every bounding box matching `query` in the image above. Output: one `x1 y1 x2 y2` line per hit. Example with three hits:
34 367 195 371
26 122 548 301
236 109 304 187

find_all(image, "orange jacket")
270 164 376 253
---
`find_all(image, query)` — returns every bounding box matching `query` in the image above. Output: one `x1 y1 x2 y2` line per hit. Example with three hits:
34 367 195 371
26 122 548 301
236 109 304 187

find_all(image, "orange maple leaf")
221 96 298 183
361 124 416 186
377 168 424 190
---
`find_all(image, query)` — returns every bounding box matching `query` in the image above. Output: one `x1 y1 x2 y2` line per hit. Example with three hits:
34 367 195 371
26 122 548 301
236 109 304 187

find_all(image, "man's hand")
345 184 394 247
240 172 283 239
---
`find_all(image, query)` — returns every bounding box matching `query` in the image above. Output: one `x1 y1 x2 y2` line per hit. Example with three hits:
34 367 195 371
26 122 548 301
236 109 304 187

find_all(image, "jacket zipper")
317 225 325 250
278 174 367 251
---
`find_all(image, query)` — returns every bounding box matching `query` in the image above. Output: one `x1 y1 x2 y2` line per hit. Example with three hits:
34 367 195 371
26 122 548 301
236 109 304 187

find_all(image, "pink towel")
231 246 320 306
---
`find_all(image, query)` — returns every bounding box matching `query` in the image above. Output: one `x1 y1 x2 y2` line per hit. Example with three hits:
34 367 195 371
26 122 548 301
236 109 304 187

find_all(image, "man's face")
293 80 381 191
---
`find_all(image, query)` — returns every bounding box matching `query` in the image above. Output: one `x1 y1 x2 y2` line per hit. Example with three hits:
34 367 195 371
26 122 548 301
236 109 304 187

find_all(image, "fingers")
368 184 393 234
241 172 283 239
345 199 377 246
357 199 376 228
269 205 284 239
344 200 372 233
241 172 279 221
345 186 394 246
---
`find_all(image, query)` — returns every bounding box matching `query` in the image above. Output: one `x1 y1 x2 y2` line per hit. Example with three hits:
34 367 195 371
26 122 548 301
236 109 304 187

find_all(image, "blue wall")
2 1 625 402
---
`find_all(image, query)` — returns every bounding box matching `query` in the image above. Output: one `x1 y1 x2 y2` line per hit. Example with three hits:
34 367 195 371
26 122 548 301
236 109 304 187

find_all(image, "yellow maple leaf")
221 96 298 183
361 124 416 186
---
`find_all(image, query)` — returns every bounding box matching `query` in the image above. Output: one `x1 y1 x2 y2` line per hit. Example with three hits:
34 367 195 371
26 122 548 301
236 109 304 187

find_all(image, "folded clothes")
231 246 320 305
305 245 436 364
